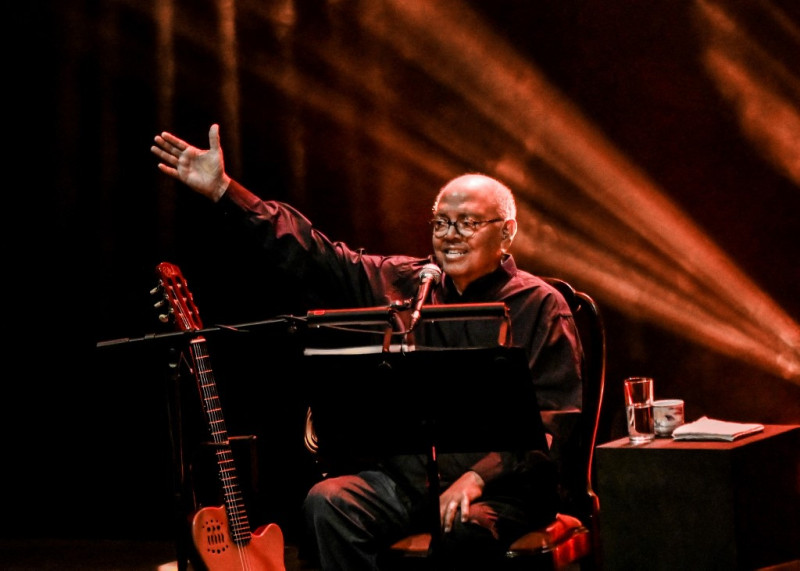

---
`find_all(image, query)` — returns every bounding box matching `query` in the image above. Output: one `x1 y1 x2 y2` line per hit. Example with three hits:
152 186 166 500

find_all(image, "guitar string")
192 339 254 570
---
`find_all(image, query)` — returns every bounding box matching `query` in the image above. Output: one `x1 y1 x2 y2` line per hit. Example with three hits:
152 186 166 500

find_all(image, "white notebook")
671 416 764 441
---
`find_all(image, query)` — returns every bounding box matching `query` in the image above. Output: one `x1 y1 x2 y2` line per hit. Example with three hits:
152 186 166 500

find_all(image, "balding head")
433 173 517 221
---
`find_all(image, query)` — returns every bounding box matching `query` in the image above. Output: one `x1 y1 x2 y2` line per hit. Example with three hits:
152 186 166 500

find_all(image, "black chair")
305 277 607 570
501 277 606 570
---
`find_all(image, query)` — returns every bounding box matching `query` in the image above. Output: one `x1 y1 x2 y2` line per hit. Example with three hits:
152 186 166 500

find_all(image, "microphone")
408 263 442 332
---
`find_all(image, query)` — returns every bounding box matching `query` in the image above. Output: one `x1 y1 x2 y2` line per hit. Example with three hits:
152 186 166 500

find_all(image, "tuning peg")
154 299 165 309
158 313 170 323
149 285 160 295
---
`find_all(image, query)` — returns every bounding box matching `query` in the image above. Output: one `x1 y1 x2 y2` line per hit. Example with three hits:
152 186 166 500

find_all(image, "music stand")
304 346 546 457
302 304 547 559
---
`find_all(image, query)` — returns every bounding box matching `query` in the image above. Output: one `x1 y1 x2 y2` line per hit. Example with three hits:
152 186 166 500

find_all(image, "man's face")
431 177 510 293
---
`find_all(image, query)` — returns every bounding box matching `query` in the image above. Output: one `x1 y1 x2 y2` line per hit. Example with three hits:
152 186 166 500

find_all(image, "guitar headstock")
153 261 203 332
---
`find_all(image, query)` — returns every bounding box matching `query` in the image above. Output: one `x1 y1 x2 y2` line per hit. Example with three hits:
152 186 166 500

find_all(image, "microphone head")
420 263 442 284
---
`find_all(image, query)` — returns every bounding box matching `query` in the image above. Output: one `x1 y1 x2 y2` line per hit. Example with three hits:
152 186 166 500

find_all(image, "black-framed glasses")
430 217 504 238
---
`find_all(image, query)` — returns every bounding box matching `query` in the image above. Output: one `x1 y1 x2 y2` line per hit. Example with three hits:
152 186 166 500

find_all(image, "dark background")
10 0 800 550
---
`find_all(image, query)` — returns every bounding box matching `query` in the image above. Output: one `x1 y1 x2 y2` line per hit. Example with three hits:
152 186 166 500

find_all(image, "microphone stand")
95 316 293 349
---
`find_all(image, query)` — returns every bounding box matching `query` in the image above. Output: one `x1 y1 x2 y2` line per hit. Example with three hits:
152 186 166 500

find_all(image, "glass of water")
624 377 655 443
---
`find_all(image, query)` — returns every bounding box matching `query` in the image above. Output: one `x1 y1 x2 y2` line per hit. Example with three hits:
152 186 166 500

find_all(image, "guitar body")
192 505 285 571
153 262 286 571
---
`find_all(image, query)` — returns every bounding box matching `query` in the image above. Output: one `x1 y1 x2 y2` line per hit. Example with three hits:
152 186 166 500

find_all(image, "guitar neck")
189 336 252 545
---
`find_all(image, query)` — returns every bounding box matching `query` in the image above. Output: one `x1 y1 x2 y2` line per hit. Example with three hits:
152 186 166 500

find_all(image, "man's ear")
502 219 517 241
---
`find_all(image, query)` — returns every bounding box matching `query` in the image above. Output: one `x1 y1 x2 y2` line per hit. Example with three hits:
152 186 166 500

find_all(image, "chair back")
541 277 606 554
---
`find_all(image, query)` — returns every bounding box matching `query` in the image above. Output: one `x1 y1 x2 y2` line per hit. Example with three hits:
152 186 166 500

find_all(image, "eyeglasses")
430 217 504 238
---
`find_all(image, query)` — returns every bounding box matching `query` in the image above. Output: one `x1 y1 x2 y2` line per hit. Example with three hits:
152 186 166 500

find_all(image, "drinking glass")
624 377 655 443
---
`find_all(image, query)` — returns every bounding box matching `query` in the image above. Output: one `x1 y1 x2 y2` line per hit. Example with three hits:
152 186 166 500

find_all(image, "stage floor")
0 538 320 571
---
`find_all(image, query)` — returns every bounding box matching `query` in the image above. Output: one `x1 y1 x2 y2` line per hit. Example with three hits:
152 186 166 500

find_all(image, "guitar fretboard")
190 337 252 544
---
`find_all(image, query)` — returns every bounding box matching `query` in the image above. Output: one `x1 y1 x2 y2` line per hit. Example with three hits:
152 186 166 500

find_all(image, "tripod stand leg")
164 348 193 571
426 439 442 560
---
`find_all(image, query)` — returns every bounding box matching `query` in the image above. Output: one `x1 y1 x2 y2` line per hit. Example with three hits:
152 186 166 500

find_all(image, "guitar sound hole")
200 517 231 553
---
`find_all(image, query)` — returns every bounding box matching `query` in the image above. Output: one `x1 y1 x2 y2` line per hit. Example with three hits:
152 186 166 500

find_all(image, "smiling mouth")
442 249 467 259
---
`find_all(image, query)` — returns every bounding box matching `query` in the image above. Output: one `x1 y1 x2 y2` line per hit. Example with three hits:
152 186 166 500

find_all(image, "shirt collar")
440 254 516 301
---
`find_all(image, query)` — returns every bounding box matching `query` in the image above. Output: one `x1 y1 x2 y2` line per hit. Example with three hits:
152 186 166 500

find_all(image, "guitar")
154 261 285 571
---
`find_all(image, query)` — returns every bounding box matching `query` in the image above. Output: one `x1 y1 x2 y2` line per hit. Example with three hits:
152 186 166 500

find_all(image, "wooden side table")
596 424 800 570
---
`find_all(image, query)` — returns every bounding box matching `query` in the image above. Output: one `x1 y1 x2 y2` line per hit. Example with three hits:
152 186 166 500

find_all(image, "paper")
671 416 764 441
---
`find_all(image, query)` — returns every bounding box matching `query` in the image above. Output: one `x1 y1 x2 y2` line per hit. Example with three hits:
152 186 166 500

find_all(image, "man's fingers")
442 501 460 532
209 124 220 150
160 131 188 151
150 145 174 163
160 138 186 157
156 162 178 178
